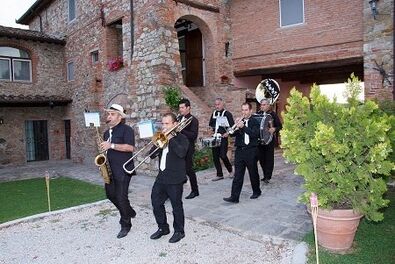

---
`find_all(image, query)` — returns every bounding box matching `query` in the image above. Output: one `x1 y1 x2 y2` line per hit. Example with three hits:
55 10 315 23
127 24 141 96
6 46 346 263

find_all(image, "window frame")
91 50 99 64
279 0 305 28
67 61 75 81
12 58 32 82
68 0 76 23
0 58 12 81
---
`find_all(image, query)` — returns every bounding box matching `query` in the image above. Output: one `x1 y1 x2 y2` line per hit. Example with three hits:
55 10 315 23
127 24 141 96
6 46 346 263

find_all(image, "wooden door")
185 29 203 87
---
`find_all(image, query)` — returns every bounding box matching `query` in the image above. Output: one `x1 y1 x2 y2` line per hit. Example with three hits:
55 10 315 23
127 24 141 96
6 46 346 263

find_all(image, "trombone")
123 116 193 174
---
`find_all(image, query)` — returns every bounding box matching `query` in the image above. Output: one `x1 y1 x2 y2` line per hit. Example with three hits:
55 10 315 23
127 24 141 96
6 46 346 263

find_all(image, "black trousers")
105 173 134 228
186 145 199 193
231 146 261 199
257 141 275 180
212 137 233 177
151 181 185 232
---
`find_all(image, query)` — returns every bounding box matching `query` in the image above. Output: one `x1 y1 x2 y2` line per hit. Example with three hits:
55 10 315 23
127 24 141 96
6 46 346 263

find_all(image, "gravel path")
0 201 297 264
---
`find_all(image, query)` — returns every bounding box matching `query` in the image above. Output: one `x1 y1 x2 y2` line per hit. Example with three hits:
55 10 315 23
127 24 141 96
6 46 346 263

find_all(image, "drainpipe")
130 0 134 59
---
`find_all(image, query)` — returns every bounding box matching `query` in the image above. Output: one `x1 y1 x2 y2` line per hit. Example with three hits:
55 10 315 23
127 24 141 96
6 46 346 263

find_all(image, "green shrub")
193 146 214 171
281 74 394 221
163 85 182 111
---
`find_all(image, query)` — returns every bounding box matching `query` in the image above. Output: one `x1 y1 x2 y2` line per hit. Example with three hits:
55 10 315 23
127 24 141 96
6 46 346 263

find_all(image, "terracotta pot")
316 208 363 251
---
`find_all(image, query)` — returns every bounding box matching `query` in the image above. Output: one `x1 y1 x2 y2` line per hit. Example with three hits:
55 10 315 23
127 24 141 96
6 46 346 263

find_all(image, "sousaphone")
255 78 280 105
255 79 280 145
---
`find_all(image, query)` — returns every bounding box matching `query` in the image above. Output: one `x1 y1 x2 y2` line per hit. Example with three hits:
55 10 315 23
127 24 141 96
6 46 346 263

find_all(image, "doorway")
25 120 49 161
175 19 204 87
64 120 71 159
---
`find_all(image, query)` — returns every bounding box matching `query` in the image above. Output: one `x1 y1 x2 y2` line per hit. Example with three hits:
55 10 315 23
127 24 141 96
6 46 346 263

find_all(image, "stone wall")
0 38 67 98
363 0 394 100
0 106 68 167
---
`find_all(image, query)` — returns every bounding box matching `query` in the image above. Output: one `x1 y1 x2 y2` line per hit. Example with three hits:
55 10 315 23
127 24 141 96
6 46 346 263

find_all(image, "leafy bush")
193 146 214 171
163 85 182 111
281 74 394 221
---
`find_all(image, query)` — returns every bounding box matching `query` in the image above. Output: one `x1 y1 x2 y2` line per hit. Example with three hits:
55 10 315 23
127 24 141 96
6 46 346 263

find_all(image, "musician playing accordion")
209 98 234 181
255 99 282 184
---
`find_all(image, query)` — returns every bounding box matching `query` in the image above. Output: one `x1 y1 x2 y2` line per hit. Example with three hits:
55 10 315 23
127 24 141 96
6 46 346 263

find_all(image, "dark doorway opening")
64 120 71 159
175 19 204 87
25 120 49 161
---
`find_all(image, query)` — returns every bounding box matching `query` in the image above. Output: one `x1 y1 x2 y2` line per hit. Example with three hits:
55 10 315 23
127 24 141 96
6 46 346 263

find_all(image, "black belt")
236 145 257 150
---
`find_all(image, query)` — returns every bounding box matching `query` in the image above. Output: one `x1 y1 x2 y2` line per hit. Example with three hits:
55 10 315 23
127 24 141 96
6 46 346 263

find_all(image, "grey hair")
215 97 223 102
260 98 271 104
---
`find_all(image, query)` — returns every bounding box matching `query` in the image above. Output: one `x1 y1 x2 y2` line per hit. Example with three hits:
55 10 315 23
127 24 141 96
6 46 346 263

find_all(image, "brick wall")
229 0 363 72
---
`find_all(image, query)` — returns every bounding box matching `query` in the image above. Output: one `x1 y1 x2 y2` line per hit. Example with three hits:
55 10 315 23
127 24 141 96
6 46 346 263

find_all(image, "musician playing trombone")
149 113 189 243
100 104 136 239
209 98 234 181
223 102 262 203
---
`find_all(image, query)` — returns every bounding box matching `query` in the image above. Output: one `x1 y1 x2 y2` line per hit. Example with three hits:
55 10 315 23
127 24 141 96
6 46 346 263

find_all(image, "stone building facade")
0 0 393 169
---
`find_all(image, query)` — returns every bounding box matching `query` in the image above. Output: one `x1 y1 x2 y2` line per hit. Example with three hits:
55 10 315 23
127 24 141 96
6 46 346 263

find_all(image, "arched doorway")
175 19 204 87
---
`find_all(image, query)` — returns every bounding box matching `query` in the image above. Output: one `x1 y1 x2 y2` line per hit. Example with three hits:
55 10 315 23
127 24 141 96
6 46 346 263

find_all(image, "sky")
0 0 37 29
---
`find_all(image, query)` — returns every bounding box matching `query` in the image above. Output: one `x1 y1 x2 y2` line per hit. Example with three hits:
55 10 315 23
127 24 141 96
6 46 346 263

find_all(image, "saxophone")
94 127 112 184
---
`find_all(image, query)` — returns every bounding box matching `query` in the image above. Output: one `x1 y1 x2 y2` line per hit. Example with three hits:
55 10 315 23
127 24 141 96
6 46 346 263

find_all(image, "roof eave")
16 0 54 25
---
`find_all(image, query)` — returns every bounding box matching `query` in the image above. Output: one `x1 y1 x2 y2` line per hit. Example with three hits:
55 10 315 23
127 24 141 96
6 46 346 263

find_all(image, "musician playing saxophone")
223 102 261 203
100 103 136 239
256 99 282 184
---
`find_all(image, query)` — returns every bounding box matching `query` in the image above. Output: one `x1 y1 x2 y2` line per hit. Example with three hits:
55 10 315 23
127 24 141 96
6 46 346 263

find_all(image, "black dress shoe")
250 193 261 199
117 227 130 239
261 178 270 184
223 197 239 203
150 228 170 240
169 232 185 243
130 208 137 218
185 191 199 199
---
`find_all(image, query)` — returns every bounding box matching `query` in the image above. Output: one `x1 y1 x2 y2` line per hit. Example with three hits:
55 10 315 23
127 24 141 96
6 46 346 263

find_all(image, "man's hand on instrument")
222 132 229 138
100 141 111 151
268 127 276 134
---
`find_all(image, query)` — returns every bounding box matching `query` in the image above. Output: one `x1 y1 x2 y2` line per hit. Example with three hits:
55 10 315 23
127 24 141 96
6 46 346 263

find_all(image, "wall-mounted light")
369 0 379 20
0 118 3 125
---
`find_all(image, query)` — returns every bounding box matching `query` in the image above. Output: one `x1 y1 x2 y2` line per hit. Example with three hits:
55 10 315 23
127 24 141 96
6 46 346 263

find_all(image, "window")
68 0 76 22
280 0 304 27
91 50 99 64
106 20 123 59
67 62 74 81
0 46 32 82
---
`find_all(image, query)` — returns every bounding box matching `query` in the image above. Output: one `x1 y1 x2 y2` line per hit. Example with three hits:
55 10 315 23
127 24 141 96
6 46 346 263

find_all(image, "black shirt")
178 113 199 144
103 122 135 176
209 109 235 135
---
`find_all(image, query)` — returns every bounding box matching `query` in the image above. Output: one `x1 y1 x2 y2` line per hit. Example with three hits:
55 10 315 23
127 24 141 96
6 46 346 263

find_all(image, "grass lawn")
0 177 106 224
304 189 395 264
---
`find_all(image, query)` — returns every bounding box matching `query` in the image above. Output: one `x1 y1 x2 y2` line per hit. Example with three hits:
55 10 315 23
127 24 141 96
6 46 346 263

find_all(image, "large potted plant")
281 74 393 251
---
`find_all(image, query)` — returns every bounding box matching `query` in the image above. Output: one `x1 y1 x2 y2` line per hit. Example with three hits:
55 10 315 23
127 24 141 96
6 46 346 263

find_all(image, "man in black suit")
209 98 234 181
101 104 136 239
178 98 200 199
256 99 282 184
149 113 189 243
223 102 261 203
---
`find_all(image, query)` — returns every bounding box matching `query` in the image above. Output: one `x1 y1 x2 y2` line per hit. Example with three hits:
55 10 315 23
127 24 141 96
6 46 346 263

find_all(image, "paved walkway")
0 151 311 241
